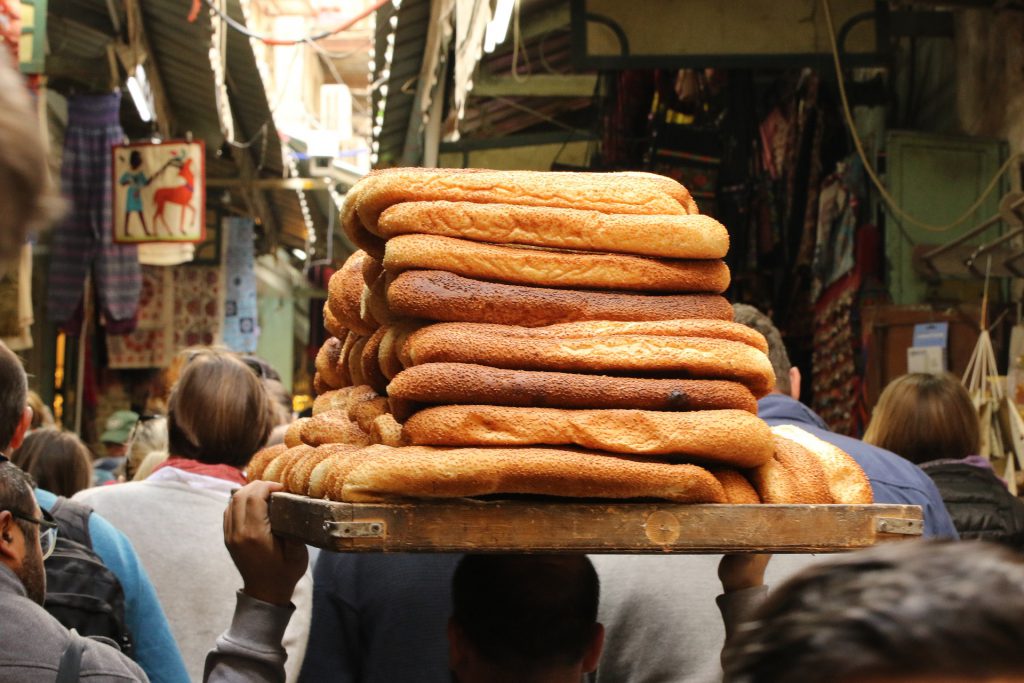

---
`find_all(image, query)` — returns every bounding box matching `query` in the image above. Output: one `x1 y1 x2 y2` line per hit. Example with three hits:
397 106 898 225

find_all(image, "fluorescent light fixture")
126 65 153 122
291 248 307 260
484 0 515 54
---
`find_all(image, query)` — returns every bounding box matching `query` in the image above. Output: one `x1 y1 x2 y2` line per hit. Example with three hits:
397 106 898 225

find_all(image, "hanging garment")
47 93 141 330
222 216 259 353
172 265 223 349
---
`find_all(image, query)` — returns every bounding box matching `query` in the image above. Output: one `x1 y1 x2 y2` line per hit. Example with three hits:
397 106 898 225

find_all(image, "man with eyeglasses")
0 460 147 680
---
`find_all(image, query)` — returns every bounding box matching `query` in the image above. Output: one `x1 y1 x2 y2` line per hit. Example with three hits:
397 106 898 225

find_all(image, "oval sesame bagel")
401 319 768 357
402 330 775 397
300 409 372 448
383 234 729 292
315 336 349 390
327 250 378 336
387 363 758 413
284 418 309 448
341 182 386 259
711 468 762 504
323 302 347 339
401 406 773 467
749 434 835 504
354 169 695 235
387 270 733 327
770 425 873 504
246 444 288 481
340 446 727 504
376 202 727 259
360 326 390 394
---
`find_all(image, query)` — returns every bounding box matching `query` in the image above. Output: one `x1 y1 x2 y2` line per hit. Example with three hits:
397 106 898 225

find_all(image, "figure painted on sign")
119 150 153 237
153 154 196 236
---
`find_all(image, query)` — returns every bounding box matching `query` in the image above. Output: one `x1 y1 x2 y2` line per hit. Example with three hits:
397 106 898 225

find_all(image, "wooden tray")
269 493 924 553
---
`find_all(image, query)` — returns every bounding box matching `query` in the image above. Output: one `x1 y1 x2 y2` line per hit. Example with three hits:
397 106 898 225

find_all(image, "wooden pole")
73 273 92 436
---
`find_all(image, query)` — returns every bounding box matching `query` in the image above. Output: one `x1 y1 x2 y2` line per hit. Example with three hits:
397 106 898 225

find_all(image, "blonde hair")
0 51 62 258
863 373 980 465
166 349 272 467
125 416 168 480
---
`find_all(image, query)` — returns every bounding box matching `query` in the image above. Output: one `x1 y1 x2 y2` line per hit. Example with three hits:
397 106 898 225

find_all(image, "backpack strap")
49 497 94 548
56 629 87 683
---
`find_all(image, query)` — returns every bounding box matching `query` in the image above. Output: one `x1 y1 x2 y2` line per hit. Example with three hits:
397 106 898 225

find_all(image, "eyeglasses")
6 508 58 560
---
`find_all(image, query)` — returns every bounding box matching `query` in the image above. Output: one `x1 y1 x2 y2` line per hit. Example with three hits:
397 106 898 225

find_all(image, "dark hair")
11 429 93 498
452 554 600 673
0 462 38 540
0 342 27 451
723 541 1024 683
167 349 272 467
732 304 791 394
863 373 980 464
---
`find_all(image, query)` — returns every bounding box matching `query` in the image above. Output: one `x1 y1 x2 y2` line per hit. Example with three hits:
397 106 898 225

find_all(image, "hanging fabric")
0 243 33 350
106 266 174 369
47 93 141 330
222 216 259 353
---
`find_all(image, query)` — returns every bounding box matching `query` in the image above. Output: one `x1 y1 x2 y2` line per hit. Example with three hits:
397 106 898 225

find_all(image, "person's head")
732 303 798 399
129 150 142 169
862 373 980 465
449 554 604 683
262 377 292 430
132 449 169 482
0 50 62 261
0 341 31 455
100 410 140 458
167 349 272 468
10 429 92 498
723 541 1024 683
124 415 168 481
0 463 51 605
25 391 54 432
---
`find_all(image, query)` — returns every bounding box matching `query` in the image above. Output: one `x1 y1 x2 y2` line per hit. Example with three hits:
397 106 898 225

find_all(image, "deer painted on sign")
152 156 196 235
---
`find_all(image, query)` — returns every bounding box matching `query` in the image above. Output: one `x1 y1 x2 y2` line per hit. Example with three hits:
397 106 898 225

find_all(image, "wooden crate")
269 493 923 553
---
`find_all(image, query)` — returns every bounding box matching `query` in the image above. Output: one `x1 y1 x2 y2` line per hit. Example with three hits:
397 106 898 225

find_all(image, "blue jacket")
758 394 959 539
35 488 190 683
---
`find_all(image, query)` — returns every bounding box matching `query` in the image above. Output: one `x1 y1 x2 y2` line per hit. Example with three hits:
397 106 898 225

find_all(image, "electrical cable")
822 0 1022 234
200 0 391 46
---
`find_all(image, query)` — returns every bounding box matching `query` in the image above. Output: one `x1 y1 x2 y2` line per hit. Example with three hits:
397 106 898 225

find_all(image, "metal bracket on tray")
323 520 387 538
875 517 923 535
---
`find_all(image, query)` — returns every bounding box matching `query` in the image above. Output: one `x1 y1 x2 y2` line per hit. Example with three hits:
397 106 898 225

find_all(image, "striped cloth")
47 93 141 328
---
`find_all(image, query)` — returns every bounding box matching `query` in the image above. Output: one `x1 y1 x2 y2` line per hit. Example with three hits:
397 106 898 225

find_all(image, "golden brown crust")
361 253 383 287
402 330 775 397
262 445 313 484
323 302 347 339
379 320 423 380
404 319 768 355
748 434 835 504
328 251 378 336
315 337 349 390
388 363 758 413
340 445 728 504
354 170 694 236
246 444 288 481
287 444 356 495
711 468 762 504
370 413 407 446
365 272 394 327
770 425 873 504
360 327 390 394
343 384 380 414
300 409 372 447
341 183 386 259
284 419 309 448
312 373 328 396
388 270 733 328
307 447 375 499
347 336 368 388
325 445 393 501
402 406 773 467
383 234 730 292
350 396 391 433
375 203 728 259
313 387 355 416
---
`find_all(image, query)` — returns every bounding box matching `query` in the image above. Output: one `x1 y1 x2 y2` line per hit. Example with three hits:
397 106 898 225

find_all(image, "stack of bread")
252 169 873 507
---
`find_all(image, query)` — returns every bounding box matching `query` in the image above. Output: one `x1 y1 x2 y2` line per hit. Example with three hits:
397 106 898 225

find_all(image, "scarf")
151 456 247 486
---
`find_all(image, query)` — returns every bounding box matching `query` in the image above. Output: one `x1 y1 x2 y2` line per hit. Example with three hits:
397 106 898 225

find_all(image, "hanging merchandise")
172 265 223 349
0 243 33 350
47 93 141 331
222 216 259 353
112 140 206 244
812 157 863 301
106 266 173 369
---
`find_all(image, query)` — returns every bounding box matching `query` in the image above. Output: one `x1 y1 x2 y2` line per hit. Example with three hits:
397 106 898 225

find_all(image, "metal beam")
207 177 336 191
473 73 598 98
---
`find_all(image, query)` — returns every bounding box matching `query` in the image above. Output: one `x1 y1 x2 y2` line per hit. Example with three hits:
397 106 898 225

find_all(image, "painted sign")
112 140 206 244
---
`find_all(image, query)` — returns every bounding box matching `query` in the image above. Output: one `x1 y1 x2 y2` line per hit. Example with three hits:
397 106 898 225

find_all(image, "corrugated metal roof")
47 0 318 249
372 0 430 166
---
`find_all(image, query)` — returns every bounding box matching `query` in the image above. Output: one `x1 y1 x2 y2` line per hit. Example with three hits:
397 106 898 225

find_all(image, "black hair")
0 343 27 451
451 554 600 673
723 541 1024 683
0 462 38 539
